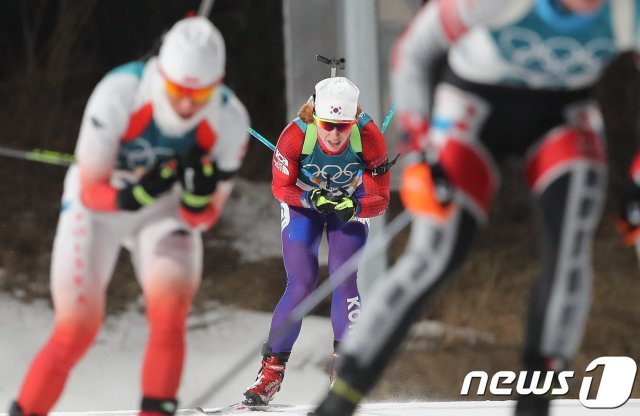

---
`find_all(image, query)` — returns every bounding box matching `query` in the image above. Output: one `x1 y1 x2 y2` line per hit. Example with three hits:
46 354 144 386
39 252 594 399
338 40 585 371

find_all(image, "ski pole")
381 102 396 134
246 127 275 151
0 146 75 166
187 209 412 407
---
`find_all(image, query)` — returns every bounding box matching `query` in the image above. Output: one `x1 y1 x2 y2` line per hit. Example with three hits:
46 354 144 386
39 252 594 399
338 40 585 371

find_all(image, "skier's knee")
49 319 101 365
525 126 606 192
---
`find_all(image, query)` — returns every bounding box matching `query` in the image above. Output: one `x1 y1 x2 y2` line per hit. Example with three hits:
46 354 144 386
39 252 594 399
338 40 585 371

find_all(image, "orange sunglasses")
313 114 356 133
164 79 216 103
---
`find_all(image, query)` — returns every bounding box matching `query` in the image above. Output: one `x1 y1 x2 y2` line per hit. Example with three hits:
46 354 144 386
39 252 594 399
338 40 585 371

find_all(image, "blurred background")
1 0 640 403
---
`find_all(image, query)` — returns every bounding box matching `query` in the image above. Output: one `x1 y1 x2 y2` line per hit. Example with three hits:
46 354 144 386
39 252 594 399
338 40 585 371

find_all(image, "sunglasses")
313 114 356 133
164 79 216 103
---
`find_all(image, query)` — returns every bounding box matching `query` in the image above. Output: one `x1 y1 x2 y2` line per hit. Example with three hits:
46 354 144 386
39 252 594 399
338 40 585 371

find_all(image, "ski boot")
310 352 368 416
308 378 360 416
8 401 46 416
9 402 25 416
139 396 178 416
243 346 289 406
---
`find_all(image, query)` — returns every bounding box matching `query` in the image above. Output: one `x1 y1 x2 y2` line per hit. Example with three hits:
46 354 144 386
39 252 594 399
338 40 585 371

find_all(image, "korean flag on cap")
314 77 359 121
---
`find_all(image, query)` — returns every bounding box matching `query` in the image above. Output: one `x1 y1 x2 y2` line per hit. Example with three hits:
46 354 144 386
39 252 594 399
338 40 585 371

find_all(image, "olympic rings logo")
303 162 362 185
119 138 175 169
497 27 615 82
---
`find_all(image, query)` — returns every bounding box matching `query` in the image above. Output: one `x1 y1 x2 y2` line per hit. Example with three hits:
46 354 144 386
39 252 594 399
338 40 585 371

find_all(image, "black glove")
305 188 339 213
117 158 178 211
180 146 218 213
332 195 359 222
618 178 640 245
305 189 359 222
426 156 453 206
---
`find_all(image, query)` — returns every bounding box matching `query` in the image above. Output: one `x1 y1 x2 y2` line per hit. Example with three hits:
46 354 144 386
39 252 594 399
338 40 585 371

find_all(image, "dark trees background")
0 0 284 184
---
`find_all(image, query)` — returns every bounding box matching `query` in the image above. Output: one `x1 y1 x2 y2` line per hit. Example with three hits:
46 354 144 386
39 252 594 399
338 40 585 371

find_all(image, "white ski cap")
314 77 360 121
158 16 225 88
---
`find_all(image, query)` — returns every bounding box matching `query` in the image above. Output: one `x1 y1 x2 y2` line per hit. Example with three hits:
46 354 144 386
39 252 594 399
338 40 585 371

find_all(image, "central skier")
242 76 391 405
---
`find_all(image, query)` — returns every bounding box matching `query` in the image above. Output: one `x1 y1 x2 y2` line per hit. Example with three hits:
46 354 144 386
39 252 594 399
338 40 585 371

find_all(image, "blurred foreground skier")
242 76 391 405
312 0 640 415
9 16 249 416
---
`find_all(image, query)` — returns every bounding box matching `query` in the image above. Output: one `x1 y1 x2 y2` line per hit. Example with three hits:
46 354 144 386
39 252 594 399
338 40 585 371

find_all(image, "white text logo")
461 356 637 409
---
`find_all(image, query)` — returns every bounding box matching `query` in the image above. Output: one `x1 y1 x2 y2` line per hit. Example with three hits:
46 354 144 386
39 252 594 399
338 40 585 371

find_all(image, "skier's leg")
325 216 368 344
133 216 202 415
14 186 122 415
314 133 499 416
325 216 368 385
266 205 324 353
516 117 606 415
244 205 324 405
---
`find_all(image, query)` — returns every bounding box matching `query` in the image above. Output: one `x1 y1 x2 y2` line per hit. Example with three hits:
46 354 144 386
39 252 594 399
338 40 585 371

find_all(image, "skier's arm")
392 0 513 150
271 122 306 207
209 92 251 215
76 73 137 211
357 121 390 218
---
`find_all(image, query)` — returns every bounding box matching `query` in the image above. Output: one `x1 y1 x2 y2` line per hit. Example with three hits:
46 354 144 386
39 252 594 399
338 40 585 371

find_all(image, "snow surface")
0 294 334 413
1 294 639 416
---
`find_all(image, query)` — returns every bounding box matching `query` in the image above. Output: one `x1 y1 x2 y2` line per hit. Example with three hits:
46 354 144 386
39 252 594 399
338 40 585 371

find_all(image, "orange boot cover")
401 140 497 220
17 319 101 415
142 290 194 399
400 162 453 221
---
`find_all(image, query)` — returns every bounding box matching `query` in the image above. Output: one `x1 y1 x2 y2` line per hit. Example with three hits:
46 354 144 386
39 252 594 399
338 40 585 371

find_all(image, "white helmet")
314 77 360 121
158 16 225 88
